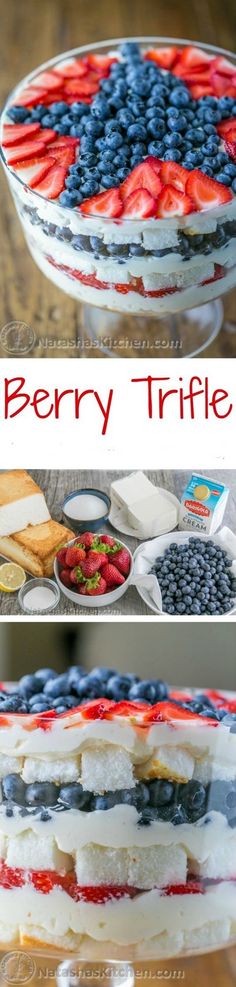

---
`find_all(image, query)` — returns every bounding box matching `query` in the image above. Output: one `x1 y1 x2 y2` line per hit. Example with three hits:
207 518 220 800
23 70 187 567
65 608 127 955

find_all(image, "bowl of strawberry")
54 531 133 607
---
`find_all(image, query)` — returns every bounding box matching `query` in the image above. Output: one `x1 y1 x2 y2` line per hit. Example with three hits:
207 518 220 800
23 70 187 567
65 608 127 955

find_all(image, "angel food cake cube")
75 844 187 889
81 747 135 793
5 832 72 873
22 756 80 784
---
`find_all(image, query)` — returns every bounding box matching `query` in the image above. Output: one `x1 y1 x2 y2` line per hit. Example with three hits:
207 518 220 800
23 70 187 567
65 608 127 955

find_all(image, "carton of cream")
179 474 229 534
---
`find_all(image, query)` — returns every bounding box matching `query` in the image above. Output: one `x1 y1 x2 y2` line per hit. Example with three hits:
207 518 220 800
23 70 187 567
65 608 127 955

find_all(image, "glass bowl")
0 690 236 959
18 576 60 614
1 38 236 357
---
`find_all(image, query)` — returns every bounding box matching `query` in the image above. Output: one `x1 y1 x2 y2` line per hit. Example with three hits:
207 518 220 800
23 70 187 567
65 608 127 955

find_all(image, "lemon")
0 563 26 592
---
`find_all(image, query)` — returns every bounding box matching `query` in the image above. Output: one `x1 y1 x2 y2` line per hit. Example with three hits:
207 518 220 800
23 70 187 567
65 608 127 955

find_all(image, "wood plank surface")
0 0 236 358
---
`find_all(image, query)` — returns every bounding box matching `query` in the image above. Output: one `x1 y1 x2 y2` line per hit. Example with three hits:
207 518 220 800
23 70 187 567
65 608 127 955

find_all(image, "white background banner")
0 358 235 470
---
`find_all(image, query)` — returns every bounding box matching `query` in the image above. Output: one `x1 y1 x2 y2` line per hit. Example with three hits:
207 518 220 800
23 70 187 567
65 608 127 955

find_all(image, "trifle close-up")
1 38 236 356
0 664 236 958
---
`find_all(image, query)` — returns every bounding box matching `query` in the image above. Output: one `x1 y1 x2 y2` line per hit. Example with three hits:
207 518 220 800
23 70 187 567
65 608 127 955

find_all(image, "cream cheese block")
111 472 155 510
127 492 178 538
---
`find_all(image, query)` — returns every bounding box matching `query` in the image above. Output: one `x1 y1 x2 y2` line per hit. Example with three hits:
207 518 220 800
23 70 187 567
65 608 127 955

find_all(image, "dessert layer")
0 881 235 944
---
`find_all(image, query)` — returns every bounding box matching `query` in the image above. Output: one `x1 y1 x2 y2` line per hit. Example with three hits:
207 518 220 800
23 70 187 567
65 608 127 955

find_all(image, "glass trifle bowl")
1 38 236 358
0 664 236 970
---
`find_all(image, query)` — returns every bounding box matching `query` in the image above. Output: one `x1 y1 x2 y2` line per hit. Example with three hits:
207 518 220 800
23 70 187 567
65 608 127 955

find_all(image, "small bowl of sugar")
18 578 60 615
62 488 111 534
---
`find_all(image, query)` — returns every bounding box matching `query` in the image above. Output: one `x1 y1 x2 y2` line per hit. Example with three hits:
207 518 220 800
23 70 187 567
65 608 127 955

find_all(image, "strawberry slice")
160 161 187 192
86 53 117 74
217 118 236 138
144 46 179 69
33 163 68 199
156 185 194 218
143 701 218 725
210 55 235 78
122 188 157 218
33 70 62 91
107 700 150 717
64 77 99 96
211 72 234 97
186 170 233 211
121 160 162 200
190 84 214 99
225 139 236 162
54 59 88 79
80 187 123 218
48 136 78 147
15 86 48 107
183 70 212 85
176 45 213 73
2 122 41 146
70 884 139 903
164 881 204 896
6 139 46 164
47 144 75 167
28 157 56 188
35 128 56 145
81 698 115 719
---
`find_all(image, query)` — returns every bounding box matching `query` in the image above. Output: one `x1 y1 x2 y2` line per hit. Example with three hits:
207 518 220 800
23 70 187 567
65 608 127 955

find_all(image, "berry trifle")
1 39 236 342
0 665 236 958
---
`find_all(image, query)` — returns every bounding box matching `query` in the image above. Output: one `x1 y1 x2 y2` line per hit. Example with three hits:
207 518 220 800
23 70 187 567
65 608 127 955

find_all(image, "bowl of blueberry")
133 531 236 615
1 38 236 358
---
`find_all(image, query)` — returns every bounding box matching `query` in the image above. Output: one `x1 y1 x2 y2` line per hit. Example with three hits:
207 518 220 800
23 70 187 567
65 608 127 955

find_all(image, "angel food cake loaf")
0 666 236 957
1 39 236 315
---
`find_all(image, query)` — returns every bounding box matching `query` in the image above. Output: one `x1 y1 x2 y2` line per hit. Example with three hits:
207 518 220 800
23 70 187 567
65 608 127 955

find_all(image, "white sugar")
24 587 56 612
65 493 105 521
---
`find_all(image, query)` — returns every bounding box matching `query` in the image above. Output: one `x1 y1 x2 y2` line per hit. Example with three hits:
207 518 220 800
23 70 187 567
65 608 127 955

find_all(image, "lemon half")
0 563 26 592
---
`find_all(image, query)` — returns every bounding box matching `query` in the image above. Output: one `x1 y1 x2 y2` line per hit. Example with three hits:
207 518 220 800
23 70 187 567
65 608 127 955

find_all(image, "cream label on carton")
179 474 229 535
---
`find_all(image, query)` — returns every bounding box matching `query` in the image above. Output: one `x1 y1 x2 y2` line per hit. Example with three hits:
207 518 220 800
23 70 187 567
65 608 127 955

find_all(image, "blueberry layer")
1 777 236 828
20 203 236 261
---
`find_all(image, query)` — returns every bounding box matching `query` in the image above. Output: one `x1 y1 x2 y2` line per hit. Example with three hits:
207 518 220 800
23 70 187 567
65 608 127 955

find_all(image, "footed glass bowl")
1 37 236 357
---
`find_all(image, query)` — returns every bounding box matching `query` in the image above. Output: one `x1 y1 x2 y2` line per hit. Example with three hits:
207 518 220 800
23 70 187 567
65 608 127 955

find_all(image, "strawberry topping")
186 170 233 209
156 186 194 218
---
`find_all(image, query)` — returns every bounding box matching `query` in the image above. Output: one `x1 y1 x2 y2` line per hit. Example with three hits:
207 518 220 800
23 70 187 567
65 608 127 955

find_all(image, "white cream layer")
1 711 236 759
0 882 235 943
0 806 233 858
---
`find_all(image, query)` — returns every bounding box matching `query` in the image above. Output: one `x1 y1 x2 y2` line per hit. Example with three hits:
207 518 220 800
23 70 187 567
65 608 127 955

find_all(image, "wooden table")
0 0 236 359
0 468 235 615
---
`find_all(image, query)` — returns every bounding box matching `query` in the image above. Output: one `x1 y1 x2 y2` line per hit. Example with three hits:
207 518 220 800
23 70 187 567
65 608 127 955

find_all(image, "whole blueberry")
59 783 90 809
25 782 58 806
44 674 69 698
18 674 39 698
2 774 26 804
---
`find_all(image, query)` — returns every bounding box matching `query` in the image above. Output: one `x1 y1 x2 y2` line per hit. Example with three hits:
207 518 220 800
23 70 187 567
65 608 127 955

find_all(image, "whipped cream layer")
0 805 233 859
0 882 235 946
1 707 236 759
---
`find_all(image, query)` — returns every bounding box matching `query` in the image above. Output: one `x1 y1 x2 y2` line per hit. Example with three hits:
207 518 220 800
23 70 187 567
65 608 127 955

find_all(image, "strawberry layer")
45 255 227 296
0 862 208 899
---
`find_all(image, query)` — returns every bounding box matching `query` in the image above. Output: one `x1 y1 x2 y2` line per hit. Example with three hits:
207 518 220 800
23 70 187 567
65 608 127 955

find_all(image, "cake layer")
1 813 236 881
